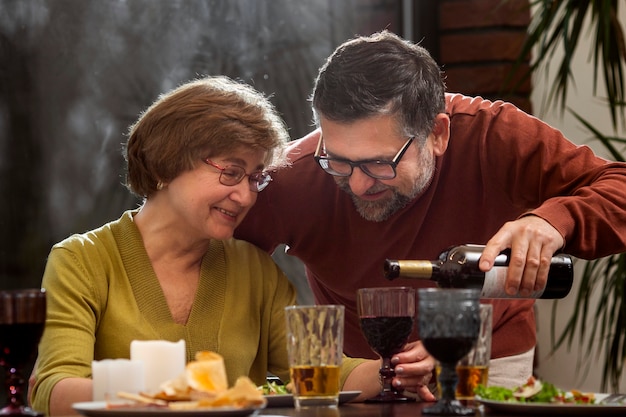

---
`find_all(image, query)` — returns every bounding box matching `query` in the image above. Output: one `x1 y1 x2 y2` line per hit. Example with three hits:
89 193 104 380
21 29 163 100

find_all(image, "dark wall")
0 0 412 291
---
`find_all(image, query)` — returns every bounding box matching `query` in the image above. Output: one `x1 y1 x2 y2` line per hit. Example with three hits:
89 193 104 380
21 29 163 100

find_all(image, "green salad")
475 377 595 404
258 380 290 395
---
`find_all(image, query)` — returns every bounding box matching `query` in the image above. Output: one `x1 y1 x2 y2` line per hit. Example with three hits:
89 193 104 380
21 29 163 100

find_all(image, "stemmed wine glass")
418 288 480 416
0 288 46 417
357 287 415 402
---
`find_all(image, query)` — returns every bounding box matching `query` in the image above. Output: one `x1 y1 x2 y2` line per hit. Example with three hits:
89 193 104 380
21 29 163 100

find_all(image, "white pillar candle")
92 359 144 401
130 339 186 394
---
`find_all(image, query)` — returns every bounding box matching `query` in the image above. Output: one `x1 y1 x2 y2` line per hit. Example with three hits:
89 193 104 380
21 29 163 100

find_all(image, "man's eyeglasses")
203 159 272 192
313 133 414 180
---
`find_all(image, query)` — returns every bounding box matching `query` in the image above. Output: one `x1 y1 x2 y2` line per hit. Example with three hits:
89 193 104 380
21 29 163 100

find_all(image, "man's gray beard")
337 151 435 222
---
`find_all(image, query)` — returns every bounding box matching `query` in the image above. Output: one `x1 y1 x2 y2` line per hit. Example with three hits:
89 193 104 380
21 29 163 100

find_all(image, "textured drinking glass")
0 289 47 417
436 303 493 401
285 305 344 409
456 304 492 400
418 288 480 416
357 287 415 402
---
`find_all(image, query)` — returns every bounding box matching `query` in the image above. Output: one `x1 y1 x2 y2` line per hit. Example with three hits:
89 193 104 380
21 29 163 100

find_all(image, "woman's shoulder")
219 238 290 283
220 237 273 262
51 210 134 255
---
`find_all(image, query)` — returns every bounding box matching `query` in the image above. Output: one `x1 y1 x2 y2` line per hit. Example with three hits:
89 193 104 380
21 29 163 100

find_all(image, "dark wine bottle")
383 244 573 299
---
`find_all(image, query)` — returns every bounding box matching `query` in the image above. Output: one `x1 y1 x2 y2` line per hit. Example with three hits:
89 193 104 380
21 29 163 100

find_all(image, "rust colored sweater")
236 93 626 360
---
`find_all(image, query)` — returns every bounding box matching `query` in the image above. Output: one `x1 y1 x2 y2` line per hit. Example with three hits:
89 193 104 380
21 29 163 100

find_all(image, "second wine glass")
357 287 415 402
418 288 480 416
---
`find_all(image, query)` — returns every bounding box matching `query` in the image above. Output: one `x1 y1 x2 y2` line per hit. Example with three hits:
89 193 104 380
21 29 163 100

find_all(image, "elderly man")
236 31 626 398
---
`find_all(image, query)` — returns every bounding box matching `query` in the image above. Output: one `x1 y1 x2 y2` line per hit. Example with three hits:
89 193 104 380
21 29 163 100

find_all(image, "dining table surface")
258 400 543 417
62 397 622 417
63 392 626 417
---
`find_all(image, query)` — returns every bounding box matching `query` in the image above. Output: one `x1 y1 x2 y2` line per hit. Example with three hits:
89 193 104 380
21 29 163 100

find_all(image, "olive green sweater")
31 210 363 415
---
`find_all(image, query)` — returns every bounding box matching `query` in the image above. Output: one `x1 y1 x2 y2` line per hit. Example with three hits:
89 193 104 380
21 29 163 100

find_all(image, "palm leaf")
506 0 625 129
569 110 626 162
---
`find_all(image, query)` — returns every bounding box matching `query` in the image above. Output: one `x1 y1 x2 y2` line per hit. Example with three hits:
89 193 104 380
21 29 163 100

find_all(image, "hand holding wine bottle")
384 244 573 299
478 215 566 297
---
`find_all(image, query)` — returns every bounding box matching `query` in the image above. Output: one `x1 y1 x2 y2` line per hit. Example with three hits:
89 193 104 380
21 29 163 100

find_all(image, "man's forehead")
321 118 405 149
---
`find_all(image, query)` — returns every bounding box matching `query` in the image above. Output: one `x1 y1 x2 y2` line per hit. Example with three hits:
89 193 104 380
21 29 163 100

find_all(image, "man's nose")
347 167 377 196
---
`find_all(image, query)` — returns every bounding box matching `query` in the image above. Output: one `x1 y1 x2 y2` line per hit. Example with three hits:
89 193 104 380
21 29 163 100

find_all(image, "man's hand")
391 340 437 401
479 216 565 297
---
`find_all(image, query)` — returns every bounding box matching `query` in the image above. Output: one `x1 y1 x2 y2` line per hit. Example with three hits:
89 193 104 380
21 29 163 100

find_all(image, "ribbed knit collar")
110 210 227 351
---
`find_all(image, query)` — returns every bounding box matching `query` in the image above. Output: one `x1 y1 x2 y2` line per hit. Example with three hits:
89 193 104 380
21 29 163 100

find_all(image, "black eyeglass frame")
313 133 415 180
203 159 272 192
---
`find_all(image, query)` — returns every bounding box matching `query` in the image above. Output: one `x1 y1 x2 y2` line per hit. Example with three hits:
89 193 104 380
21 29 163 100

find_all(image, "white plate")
477 393 626 415
264 391 361 407
72 401 265 417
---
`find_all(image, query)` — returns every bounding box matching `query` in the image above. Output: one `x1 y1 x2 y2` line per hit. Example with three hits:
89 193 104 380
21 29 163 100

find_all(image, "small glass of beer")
285 305 344 409
455 303 492 401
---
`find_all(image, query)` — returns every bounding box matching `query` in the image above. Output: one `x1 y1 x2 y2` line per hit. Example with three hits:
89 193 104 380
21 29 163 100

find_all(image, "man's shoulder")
446 93 525 119
285 130 320 164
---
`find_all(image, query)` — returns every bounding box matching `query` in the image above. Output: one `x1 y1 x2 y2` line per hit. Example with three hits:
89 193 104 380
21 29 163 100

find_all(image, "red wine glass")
0 288 46 417
418 288 480 416
357 287 415 402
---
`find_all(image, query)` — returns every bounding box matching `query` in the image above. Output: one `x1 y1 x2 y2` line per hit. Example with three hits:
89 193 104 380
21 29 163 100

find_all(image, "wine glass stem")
379 357 396 393
6 367 26 408
439 362 458 402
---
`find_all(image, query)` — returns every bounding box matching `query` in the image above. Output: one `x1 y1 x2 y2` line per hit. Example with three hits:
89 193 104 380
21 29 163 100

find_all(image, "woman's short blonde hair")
124 76 289 197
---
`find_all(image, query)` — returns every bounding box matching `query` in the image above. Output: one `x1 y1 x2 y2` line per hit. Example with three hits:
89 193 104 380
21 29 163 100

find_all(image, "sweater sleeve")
450 95 626 259
505 111 626 258
339 356 368 389
265 261 297 382
30 243 103 416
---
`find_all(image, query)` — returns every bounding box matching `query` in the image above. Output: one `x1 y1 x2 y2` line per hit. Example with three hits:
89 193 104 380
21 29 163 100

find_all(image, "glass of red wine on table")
357 286 416 402
418 288 480 416
0 288 46 417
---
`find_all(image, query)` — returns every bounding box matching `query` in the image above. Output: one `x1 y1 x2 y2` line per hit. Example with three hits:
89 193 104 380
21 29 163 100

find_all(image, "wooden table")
260 401 508 417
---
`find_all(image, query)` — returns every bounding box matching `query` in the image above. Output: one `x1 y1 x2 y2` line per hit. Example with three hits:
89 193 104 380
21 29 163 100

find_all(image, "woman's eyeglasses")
203 159 272 192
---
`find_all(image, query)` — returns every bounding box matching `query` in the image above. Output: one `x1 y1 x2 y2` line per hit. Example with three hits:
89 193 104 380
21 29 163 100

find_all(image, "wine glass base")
364 391 416 403
422 399 475 416
0 405 44 417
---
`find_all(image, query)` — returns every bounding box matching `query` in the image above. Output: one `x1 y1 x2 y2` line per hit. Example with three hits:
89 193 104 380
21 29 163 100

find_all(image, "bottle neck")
388 260 436 279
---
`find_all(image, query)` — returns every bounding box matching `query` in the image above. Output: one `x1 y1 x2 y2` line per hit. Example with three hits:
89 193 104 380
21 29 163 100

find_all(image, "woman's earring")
156 181 164 191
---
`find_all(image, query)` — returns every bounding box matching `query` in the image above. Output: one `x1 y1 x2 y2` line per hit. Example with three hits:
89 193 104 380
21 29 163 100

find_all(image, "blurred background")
0 0 432 294
1 0 529 295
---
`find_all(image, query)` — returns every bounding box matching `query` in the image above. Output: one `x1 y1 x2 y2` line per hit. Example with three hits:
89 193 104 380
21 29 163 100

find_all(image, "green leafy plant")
510 0 625 129
507 0 626 391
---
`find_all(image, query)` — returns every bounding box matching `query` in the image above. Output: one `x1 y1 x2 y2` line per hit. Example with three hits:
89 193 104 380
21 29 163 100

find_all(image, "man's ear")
429 113 450 156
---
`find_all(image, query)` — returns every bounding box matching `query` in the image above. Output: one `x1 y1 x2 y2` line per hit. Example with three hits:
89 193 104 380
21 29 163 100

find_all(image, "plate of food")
475 377 626 415
75 351 266 417
73 401 265 417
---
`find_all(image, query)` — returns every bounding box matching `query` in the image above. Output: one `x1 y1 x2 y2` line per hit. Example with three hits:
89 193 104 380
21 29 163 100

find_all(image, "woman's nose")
230 179 257 206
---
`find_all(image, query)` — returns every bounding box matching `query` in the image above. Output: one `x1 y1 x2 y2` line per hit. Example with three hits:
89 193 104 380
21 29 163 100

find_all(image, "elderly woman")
30 76 383 416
